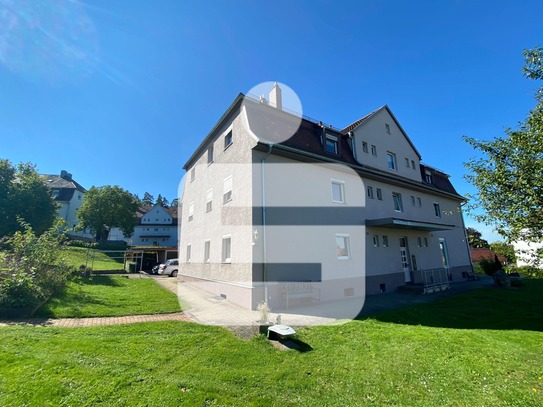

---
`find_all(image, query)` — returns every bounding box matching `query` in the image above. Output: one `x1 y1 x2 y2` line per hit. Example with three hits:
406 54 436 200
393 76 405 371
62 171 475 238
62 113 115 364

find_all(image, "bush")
506 266 543 279
475 259 502 276
0 221 74 310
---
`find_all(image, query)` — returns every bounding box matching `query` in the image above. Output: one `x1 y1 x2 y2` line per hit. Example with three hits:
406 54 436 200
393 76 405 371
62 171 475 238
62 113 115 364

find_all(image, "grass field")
61 246 125 271
1 281 542 406
35 276 182 318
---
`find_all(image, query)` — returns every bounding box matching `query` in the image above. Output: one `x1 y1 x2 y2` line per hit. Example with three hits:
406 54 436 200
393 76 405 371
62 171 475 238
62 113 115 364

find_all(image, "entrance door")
399 237 411 282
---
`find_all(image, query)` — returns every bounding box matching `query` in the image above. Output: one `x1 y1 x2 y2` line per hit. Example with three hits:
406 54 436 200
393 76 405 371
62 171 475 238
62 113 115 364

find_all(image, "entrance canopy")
366 218 454 232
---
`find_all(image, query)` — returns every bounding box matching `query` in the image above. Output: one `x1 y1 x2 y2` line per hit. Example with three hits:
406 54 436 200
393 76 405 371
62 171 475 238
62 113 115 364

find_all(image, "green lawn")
0 281 542 406
35 276 182 318
61 246 125 271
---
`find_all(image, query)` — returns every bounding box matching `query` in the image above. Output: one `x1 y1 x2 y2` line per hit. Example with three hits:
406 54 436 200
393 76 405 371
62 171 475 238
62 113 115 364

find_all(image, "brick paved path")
0 312 192 328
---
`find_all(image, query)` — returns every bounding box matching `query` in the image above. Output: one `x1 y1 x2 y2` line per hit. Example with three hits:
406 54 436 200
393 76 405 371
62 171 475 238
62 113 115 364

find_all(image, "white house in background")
513 236 543 268
43 170 94 239
129 204 179 247
179 85 473 310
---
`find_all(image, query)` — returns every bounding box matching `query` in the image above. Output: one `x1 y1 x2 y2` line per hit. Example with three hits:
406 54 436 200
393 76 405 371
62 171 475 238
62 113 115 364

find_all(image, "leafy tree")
76 185 139 243
0 160 58 237
142 192 154 206
489 241 516 265
156 194 169 207
463 47 543 243
170 198 179 207
466 227 489 248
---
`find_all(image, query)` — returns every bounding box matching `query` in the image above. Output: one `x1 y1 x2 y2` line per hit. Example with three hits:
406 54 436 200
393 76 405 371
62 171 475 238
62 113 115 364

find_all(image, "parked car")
156 259 179 277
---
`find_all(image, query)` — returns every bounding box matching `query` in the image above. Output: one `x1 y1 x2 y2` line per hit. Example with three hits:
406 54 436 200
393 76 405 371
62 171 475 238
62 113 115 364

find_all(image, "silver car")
156 259 179 277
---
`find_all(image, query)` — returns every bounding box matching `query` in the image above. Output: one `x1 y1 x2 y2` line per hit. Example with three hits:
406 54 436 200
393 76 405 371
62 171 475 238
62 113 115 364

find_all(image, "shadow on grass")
361 279 543 332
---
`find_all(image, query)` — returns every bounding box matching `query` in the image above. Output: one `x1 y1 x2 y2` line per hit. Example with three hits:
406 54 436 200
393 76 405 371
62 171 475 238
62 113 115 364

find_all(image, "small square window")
325 134 338 154
336 234 350 259
373 235 380 247
382 236 389 247
376 188 383 200
434 203 441 218
367 186 374 199
362 142 369 153
387 152 397 170
371 145 377 156
224 131 233 149
207 146 214 164
331 180 345 203
385 123 391 134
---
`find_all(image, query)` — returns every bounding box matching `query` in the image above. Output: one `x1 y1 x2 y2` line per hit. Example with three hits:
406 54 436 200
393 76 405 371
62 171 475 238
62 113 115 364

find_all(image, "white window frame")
425 170 432 183
424 237 429 247
325 134 338 154
362 142 369 153
433 202 441 218
188 201 194 222
223 176 233 204
204 239 211 262
405 157 410 167
373 235 380 247
387 152 397 170
417 237 423 247
411 195 416 206
382 235 389 248
367 186 374 199
207 146 214 164
222 235 232 263
331 179 345 204
385 123 391 134
411 160 416 170
190 167 195 182
186 244 192 263
224 131 233 149
376 188 383 200
417 197 422 207
392 192 403 212
206 189 213 213
336 234 351 259
371 145 377 156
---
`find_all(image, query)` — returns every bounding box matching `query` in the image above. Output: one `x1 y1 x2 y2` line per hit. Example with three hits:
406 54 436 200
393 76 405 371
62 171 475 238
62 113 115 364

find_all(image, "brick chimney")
269 82 282 110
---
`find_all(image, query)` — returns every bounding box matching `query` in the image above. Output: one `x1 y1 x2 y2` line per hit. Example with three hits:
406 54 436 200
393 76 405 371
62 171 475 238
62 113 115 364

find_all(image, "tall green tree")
463 47 543 243
0 160 58 237
142 192 154 206
77 185 139 243
156 194 169 207
489 241 516 265
466 227 489 248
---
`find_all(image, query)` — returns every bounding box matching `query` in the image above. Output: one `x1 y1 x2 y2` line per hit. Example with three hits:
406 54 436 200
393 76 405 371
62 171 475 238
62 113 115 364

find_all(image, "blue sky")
0 0 541 242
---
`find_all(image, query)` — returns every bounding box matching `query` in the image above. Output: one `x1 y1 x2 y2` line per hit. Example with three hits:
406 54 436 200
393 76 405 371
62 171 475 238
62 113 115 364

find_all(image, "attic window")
425 170 433 184
325 134 338 154
52 189 60 197
385 123 391 134
224 131 233 149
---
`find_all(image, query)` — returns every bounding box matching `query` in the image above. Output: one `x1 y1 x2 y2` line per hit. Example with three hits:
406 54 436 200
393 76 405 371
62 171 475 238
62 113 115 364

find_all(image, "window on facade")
434 203 441 218
188 202 194 222
52 189 60 198
223 176 233 204
78 194 81 200
411 160 415 169
207 146 214 164
367 186 374 199
331 180 345 203
417 237 423 247
336 234 350 259
382 236 389 247
186 244 192 262
222 236 231 263
424 237 429 247
405 158 410 167
387 152 397 170
204 240 211 262
425 170 432 184
411 195 416 206
190 167 195 182
362 142 368 153
206 189 213 212
392 193 403 212
373 235 380 247
371 145 377 156
376 188 383 200
325 134 338 154
417 197 422 207
385 123 391 134
224 131 233 149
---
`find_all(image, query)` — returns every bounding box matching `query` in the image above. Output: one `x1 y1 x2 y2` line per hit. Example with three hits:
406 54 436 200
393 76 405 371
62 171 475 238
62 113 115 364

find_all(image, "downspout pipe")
459 201 476 277
261 143 273 304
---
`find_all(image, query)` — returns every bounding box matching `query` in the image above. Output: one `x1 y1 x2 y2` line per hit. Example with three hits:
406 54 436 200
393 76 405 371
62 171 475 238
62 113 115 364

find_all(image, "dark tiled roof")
245 101 359 166
471 248 507 264
341 106 384 133
419 164 459 195
43 174 86 192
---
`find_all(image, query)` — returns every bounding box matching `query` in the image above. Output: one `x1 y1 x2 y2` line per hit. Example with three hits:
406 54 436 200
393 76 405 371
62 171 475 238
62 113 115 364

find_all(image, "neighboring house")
470 248 507 266
129 204 179 247
179 84 473 310
43 170 94 239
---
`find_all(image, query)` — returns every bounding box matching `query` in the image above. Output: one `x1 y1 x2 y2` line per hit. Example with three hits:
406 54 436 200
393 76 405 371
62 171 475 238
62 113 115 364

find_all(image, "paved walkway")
0 275 494 329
